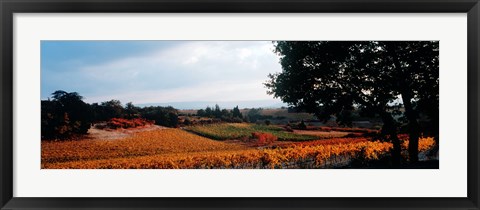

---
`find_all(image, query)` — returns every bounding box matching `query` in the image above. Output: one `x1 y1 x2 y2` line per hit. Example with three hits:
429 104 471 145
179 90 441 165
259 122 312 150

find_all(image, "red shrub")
251 132 278 146
106 118 153 129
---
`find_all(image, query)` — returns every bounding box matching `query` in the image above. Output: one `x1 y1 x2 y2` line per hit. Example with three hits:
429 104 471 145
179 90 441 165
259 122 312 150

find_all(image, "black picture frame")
1 0 479 209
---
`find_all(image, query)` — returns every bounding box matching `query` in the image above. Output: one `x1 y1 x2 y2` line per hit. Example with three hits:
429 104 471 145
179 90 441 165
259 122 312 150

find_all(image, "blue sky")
41 41 284 106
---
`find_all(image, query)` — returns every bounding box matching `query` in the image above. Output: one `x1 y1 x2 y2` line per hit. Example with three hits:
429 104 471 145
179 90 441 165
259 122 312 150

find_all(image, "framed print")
1 0 479 209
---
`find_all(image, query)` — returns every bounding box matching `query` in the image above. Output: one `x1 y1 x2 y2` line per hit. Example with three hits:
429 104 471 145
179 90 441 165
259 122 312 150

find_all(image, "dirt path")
87 125 168 140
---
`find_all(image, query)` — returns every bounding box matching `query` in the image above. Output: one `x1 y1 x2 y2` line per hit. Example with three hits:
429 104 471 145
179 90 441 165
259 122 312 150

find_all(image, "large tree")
381 41 439 162
265 41 438 165
42 90 92 139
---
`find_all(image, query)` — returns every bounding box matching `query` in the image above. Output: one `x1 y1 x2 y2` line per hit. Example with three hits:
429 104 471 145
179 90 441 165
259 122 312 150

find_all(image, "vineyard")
185 123 318 141
42 129 246 165
41 126 436 169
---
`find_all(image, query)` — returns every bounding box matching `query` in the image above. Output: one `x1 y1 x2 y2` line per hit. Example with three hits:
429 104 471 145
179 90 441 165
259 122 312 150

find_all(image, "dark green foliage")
196 104 246 123
221 109 231 118
265 41 439 164
141 106 179 127
232 106 243 118
246 108 262 123
214 104 222 118
196 109 206 117
205 106 213 117
102 100 124 120
125 102 140 119
42 91 181 140
90 100 124 122
231 117 244 123
41 91 93 139
90 100 179 128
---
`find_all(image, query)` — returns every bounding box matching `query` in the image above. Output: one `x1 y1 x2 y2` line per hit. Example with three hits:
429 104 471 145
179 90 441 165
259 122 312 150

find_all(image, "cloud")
83 80 274 104
43 41 283 104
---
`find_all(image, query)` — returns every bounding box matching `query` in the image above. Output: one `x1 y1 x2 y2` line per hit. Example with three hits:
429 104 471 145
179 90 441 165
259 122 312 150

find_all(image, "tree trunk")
380 112 401 167
386 43 421 163
401 92 420 163
430 110 439 157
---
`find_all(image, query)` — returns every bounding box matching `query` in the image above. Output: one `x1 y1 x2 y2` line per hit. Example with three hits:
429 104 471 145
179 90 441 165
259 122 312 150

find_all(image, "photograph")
2 0 476 208
40 40 439 169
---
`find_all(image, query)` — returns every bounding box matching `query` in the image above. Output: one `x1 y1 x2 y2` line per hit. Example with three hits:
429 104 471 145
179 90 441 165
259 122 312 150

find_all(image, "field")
185 123 319 141
179 108 319 125
42 124 437 169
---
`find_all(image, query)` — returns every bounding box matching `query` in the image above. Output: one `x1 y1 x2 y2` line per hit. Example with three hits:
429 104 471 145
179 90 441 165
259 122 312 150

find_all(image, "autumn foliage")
41 128 436 169
105 118 154 129
251 132 277 146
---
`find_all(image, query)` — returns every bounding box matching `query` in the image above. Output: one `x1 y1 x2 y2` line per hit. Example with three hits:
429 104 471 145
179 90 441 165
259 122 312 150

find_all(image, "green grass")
185 123 318 141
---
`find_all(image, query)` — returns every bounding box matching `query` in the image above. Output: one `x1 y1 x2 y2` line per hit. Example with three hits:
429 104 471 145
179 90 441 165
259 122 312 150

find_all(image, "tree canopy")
42 90 181 139
41 91 92 139
265 41 439 164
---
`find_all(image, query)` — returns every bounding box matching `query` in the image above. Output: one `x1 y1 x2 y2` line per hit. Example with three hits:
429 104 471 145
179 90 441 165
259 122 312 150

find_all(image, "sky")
41 41 285 107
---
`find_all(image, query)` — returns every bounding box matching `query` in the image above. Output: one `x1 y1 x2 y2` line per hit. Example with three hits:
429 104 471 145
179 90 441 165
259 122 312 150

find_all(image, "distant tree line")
196 105 244 123
41 90 179 140
194 105 287 124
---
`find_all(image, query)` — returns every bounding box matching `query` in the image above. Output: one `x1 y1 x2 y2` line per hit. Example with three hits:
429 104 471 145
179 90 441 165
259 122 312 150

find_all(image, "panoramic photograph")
41 41 439 169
